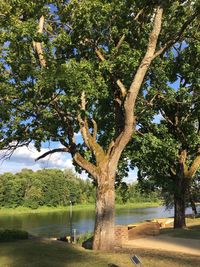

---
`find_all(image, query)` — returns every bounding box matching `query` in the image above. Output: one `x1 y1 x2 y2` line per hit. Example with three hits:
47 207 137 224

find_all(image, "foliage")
0 0 198 172
0 229 28 242
0 169 96 208
76 231 93 245
128 35 200 213
0 168 158 208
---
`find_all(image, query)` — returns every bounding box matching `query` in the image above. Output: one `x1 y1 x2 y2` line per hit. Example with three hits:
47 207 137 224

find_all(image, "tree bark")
92 172 115 251
174 191 186 228
174 174 187 228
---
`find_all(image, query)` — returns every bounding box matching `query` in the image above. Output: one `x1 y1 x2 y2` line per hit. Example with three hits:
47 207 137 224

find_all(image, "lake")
0 206 196 238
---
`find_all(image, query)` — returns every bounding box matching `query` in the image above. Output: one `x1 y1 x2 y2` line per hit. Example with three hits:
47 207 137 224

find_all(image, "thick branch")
35 148 69 161
153 11 198 59
77 92 106 164
74 152 97 179
33 15 46 67
186 149 200 178
109 5 164 169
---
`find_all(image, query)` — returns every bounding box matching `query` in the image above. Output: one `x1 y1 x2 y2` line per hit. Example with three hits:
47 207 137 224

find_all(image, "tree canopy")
129 34 200 226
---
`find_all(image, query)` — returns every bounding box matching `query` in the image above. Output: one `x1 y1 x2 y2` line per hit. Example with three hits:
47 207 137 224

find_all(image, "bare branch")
33 15 46 67
134 8 144 21
95 48 106 61
136 130 144 136
80 91 86 110
153 11 198 59
35 147 69 161
116 79 127 98
160 109 174 125
77 92 90 149
137 93 159 118
92 119 97 140
116 34 125 50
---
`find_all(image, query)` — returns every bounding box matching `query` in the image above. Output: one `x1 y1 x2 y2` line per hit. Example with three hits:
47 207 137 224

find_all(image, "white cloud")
0 143 73 174
0 144 137 184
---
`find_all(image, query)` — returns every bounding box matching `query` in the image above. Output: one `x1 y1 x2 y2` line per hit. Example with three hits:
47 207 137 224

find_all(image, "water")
0 206 196 238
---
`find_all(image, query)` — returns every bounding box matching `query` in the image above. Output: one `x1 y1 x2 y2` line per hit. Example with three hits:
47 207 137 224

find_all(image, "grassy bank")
0 202 160 216
160 218 200 240
0 238 199 267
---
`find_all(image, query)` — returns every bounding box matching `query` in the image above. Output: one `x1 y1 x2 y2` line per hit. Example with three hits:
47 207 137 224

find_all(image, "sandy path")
123 235 200 256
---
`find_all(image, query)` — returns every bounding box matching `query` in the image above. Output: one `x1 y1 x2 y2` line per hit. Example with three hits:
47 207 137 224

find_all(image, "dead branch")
33 15 46 67
35 147 69 161
134 8 144 21
116 34 125 50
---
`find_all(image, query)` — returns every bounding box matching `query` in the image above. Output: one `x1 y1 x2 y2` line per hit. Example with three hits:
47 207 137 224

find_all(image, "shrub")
77 231 93 244
0 229 29 242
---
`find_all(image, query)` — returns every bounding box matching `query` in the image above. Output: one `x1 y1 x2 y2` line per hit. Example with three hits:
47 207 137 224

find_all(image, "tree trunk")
92 173 115 251
174 174 187 228
174 193 186 228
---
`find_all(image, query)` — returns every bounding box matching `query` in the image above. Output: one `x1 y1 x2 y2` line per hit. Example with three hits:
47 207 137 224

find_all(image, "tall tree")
0 0 198 250
129 35 200 228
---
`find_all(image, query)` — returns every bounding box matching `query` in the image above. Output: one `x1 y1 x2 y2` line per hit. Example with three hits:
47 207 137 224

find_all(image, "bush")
0 229 29 242
77 231 93 244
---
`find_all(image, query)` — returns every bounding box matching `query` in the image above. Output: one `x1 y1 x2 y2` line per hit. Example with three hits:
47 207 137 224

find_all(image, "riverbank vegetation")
0 202 161 216
0 168 160 210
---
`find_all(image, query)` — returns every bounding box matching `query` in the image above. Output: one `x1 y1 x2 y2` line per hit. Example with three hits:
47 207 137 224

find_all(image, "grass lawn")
0 202 160 216
160 217 200 239
0 238 199 267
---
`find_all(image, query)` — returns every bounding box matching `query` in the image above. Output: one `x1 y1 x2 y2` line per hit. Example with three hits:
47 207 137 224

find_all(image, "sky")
0 141 138 183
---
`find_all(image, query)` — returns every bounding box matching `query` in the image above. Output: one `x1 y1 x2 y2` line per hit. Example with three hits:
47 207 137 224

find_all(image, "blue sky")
0 136 138 182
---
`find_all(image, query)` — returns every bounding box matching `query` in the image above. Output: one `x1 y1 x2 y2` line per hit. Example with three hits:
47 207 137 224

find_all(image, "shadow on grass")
0 239 115 267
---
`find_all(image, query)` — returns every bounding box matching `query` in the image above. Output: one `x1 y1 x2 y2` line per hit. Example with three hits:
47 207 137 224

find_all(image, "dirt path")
123 235 200 256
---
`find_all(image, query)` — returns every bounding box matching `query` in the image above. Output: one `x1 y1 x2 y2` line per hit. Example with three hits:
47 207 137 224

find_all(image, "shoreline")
0 202 161 216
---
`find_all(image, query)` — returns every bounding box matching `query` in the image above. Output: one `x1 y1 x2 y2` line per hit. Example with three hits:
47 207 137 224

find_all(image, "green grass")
116 202 161 209
0 239 199 267
0 205 95 215
0 202 160 216
160 218 200 240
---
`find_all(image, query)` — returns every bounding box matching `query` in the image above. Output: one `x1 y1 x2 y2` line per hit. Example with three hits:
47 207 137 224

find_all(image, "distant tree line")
0 169 159 209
